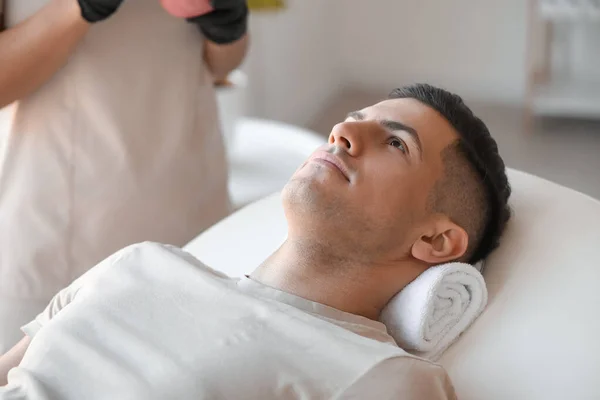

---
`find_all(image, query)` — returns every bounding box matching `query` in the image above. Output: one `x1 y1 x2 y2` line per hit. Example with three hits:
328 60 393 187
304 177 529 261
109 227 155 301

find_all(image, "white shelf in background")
532 78 600 117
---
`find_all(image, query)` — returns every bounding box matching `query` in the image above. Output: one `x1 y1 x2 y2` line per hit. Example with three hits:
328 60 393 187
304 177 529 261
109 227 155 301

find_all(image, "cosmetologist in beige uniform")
0 0 249 352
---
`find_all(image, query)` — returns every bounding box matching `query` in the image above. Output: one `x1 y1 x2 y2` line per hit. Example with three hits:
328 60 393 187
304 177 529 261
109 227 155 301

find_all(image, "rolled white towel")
380 262 487 361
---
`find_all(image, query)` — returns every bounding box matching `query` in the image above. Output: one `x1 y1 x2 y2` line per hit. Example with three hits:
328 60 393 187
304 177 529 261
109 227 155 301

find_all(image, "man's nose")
328 121 365 156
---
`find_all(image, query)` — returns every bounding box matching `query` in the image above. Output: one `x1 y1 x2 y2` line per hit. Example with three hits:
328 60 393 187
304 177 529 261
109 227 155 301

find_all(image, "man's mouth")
308 151 351 182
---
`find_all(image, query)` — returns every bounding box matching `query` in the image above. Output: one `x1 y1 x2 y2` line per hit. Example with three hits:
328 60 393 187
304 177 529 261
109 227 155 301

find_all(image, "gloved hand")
187 0 248 45
77 0 124 23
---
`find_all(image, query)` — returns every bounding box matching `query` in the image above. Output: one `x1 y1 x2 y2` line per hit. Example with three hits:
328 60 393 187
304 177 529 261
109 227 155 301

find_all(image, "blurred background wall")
242 0 529 124
241 0 339 126
334 0 528 104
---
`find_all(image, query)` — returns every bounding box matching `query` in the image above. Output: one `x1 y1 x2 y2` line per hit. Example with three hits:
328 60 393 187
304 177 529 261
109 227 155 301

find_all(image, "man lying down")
0 84 511 399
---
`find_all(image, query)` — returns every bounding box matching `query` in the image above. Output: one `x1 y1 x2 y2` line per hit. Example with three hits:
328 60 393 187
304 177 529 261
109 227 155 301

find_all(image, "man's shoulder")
93 241 235 285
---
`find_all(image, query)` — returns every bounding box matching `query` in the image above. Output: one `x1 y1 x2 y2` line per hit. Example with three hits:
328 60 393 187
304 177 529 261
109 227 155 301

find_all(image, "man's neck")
250 239 421 321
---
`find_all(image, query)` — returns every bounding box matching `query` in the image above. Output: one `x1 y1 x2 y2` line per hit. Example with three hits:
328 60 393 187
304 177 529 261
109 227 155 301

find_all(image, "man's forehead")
361 98 460 147
361 98 437 121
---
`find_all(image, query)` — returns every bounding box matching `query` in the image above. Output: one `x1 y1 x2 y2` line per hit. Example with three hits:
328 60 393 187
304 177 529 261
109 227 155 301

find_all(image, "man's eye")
388 137 407 153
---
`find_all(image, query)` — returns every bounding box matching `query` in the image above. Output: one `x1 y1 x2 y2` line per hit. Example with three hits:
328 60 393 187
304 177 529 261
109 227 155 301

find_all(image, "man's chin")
282 176 331 213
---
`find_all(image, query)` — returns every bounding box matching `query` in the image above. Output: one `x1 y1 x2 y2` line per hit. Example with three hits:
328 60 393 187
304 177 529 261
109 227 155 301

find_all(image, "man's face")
282 98 461 263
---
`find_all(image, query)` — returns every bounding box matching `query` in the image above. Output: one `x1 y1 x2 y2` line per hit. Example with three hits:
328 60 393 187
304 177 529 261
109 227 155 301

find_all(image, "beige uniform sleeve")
20 244 142 338
337 356 457 400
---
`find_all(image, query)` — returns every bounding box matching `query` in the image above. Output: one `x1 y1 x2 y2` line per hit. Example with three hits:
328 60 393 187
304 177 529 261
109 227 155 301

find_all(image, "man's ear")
411 219 469 265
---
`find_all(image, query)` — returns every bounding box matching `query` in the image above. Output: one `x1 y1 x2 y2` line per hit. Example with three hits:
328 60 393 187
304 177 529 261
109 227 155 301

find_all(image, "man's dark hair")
389 83 511 263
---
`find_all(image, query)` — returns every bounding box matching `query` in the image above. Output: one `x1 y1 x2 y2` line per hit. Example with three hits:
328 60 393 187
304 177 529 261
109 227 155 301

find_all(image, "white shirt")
0 0 230 334
1 243 455 399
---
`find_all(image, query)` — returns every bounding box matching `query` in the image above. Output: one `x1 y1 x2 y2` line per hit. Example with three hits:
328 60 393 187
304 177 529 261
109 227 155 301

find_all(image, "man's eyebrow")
346 111 423 156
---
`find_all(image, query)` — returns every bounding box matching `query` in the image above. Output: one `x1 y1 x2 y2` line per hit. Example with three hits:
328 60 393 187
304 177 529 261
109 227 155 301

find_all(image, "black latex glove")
77 0 124 23
188 0 248 45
